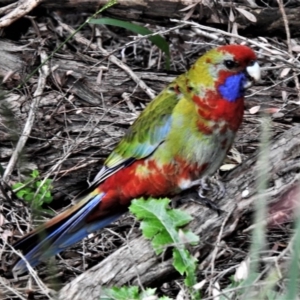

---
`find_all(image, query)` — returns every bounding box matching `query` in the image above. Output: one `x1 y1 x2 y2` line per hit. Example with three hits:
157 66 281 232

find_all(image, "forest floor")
1 1 300 299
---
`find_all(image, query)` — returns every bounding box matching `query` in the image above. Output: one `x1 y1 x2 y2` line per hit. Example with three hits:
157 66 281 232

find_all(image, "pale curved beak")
244 61 261 88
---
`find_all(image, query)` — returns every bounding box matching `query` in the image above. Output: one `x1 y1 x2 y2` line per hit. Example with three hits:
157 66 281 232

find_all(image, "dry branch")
0 0 41 28
58 125 300 300
0 1 299 298
0 0 300 37
3 51 50 181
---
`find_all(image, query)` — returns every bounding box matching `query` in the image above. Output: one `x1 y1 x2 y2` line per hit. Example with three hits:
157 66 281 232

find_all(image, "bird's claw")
187 176 226 215
191 176 226 201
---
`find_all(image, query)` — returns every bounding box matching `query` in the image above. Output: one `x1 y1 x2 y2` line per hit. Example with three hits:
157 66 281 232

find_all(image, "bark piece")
1 1 300 37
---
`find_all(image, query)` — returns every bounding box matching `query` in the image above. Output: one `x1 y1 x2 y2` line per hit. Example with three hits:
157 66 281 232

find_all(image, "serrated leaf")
89 18 170 69
140 220 161 238
175 249 198 291
173 248 188 275
101 286 140 300
168 208 193 226
179 230 199 245
130 198 199 290
151 232 173 254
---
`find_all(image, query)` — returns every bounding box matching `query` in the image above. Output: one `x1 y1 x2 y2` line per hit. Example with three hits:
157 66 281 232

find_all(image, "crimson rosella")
13 44 260 274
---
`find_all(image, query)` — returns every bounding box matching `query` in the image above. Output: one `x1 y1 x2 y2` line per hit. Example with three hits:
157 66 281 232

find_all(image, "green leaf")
173 248 197 286
45 179 52 186
130 198 199 289
43 196 53 204
11 169 54 206
100 286 140 300
16 190 27 198
179 230 199 245
31 169 39 178
100 286 161 300
140 288 157 298
36 180 43 188
89 17 170 69
24 193 34 201
12 182 25 190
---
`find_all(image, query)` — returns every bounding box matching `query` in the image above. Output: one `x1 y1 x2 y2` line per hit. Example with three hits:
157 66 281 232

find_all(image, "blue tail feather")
13 192 122 275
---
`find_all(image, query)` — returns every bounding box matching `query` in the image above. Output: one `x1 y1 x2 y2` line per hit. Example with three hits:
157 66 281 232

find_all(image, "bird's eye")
248 60 255 66
224 60 238 69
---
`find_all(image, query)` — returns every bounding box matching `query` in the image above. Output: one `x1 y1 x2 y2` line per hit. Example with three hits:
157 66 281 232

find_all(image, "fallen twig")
56 18 157 100
0 0 41 29
3 51 50 181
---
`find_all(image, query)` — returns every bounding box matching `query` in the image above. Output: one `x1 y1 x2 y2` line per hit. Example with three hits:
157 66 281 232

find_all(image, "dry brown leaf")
234 258 250 282
249 105 261 114
292 45 300 52
229 8 235 22
230 148 242 164
281 90 287 102
212 281 221 300
0 213 6 226
232 22 238 35
220 163 237 171
280 67 291 78
179 3 197 12
236 7 257 22
258 36 268 43
1 229 13 241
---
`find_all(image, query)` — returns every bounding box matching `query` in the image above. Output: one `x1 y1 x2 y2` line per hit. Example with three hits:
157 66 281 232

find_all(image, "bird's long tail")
12 191 123 275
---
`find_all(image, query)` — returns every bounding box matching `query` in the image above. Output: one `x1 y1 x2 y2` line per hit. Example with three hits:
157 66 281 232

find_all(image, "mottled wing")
92 82 181 186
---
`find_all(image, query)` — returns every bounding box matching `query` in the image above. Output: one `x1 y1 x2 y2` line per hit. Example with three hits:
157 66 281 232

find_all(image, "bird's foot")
188 176 226 215
190 176 226 200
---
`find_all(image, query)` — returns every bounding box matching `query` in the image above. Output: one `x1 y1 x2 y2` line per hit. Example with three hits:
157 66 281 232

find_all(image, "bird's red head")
217 44 258 69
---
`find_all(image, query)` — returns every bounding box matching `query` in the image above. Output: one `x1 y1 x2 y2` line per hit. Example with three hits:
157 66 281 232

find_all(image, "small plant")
12 170 53 209
130 198 200 299
89 17 170 69
100 198 200 299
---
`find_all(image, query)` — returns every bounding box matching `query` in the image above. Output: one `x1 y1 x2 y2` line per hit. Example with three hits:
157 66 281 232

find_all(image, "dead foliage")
0 0 300 299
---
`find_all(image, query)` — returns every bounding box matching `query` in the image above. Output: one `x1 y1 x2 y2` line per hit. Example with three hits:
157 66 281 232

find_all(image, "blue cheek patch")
218 73 246 102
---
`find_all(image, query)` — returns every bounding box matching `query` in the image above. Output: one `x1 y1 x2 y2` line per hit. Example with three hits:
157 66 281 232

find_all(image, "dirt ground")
1 1 300 299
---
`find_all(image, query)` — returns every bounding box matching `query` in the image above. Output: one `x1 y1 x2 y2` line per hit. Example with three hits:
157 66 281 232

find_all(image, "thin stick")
171 19 300 69
3 51 50 181
209 206 235 295
277 0 300 100
0 0 41 28
56 19 157 100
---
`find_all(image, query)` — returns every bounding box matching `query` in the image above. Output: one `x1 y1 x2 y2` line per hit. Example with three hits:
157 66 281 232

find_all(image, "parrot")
12 44 260 275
